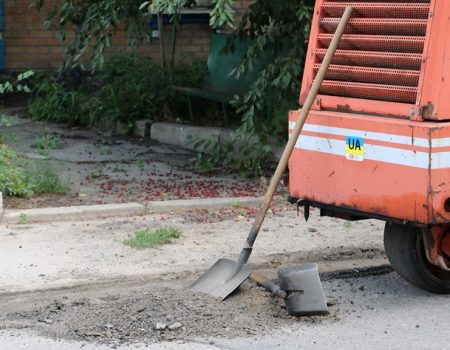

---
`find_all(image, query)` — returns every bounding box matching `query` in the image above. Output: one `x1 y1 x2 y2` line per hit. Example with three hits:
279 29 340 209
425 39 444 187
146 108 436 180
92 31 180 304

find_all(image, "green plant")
29 54 206 128
24 160 68 195
35 1 149 71
96 54 169 124
0 71 34 94
87 170 104 180
28 74 97 125
123 226 181 248
19 213 27 225
0 145 33 197
31 134 63 155
188 129 274 177
0 144 67 197
111 162 126 172
0 115 14 127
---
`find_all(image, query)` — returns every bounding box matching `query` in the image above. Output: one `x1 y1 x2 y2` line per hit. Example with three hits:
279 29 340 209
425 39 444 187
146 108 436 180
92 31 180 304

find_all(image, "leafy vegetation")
34 0 236 71
30 0 314 176
0 144 67 197
188 1 313 176
0 145 32 197
29 54 206 128
123 226 181 248
31 133 63 155
34 0 149 70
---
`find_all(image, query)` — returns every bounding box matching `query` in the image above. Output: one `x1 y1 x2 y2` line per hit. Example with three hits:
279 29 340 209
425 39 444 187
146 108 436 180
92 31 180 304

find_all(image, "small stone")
105 323 114 329
37 318 53 324
307 227 317 233
168 322 183 330
155 322 167 331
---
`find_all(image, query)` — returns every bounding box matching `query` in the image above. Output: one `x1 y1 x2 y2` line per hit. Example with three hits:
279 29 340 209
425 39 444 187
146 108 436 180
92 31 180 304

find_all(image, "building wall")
3 0 254 71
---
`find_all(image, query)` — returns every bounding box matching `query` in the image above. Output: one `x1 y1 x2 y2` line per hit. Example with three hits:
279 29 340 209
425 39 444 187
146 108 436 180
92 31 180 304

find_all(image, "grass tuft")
123 227 181 249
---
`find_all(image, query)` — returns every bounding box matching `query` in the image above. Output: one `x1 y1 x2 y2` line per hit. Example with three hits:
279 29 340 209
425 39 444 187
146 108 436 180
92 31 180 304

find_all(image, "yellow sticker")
346 136 364 161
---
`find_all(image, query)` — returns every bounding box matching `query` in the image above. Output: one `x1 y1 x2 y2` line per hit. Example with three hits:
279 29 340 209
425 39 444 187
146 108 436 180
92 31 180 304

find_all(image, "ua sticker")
345 136 364 161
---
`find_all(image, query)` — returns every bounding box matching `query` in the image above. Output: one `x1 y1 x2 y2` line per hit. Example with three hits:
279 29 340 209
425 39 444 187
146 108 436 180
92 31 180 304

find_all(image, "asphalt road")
1 270 448 350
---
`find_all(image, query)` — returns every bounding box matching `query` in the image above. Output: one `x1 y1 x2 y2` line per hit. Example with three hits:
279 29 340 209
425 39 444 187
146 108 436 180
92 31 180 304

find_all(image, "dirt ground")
0 203 397 348
0 265 394 348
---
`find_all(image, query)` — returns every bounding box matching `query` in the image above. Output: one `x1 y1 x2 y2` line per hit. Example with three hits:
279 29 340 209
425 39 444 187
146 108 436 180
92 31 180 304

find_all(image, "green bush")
0 144 67 197
28 74 96 125
28 54 207 128
0 145 32 197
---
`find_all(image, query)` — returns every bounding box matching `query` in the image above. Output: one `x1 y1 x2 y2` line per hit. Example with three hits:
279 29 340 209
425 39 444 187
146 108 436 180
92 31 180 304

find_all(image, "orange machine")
289 0 450 293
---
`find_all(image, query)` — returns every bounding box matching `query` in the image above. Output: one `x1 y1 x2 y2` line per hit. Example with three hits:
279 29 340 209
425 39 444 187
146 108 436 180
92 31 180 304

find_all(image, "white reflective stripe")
431 152 450 169
294 135 437 169
289 122 450 149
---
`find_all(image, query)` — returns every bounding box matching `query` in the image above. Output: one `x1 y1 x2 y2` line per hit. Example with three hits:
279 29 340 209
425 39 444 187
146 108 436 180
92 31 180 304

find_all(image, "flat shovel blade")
189 259 252 300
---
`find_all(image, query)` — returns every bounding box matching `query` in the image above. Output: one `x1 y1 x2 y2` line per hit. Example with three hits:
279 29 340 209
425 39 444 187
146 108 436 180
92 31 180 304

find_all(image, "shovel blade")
189 259 252 300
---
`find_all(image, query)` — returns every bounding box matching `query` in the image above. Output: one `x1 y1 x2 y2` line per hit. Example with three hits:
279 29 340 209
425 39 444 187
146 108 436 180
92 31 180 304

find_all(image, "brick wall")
3 0 254 71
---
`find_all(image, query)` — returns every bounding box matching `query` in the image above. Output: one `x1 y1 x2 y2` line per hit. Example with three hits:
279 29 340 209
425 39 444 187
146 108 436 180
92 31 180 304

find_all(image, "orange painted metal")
291 1 450 269
300 0 450 121
288 109 450 225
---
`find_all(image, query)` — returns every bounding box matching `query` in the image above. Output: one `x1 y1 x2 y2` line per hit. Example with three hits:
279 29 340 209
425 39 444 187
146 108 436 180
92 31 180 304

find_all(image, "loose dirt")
0 265 393 348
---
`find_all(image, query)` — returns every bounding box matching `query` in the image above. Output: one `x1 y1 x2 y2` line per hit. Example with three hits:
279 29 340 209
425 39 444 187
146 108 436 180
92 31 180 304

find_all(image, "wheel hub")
422 226 450 271
441 232 450 261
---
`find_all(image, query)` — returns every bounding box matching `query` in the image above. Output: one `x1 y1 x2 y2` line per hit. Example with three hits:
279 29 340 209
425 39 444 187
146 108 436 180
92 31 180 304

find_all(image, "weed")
100 146 113 155
87 170 104 180
135 160 145 169
0 144 67 197
0 114 14 127
123 227 181 249
19 213 27 224
111 162 126 172
343 221 352 229
31 134 63 155
2 133 19 144
0 144 33 197
231 201 241 208
24 160 68 195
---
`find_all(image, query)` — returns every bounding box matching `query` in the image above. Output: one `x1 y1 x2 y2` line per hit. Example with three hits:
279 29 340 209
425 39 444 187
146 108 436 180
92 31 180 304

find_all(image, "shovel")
250 265 329 316
190 6 353 300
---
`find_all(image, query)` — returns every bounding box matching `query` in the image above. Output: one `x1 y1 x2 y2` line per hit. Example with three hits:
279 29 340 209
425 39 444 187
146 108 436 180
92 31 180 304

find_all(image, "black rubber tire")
384 222 450 294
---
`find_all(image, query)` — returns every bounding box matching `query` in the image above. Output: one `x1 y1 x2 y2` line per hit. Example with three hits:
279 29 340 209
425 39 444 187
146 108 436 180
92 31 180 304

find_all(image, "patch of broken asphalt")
1 265 394 348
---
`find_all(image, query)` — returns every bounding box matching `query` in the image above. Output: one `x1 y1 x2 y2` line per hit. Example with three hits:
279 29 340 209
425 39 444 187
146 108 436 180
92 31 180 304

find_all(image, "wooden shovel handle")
250 271 287 299
237 6 354 266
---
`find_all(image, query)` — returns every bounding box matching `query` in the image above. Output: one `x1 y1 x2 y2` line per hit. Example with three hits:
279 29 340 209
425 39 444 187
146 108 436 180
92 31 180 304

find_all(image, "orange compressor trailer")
289 0 450 293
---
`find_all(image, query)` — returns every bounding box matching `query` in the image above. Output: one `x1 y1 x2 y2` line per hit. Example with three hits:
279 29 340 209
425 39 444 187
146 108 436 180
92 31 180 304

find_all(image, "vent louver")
315 1 431 104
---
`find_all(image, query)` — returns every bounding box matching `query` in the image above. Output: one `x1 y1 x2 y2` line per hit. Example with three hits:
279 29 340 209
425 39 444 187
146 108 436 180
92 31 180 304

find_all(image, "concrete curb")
2 203 146 224
148 196 263 213
1 197 265 224
150 122 234 153
150 122 283 160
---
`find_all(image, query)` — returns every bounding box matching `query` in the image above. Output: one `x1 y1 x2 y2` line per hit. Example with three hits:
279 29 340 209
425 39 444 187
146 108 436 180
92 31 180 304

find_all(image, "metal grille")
316 1 431 103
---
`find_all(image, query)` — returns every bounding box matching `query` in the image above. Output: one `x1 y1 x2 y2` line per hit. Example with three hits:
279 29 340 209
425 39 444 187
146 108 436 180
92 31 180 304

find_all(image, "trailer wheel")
384 223 450 294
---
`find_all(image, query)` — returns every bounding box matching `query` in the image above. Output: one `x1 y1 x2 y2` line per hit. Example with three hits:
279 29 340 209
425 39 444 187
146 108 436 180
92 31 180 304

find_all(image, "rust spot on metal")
336 104 351 111
422 102 435 120
328 171 335 177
